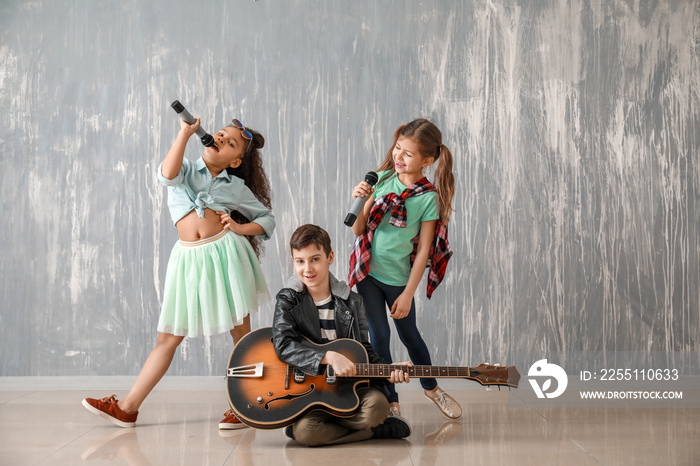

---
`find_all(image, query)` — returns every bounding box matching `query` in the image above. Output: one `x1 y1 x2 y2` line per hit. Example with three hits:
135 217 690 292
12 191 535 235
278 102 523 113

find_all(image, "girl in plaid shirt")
348 118 461 420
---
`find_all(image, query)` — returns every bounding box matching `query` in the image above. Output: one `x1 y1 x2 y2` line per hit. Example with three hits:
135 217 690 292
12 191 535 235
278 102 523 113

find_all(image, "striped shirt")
315 296 336 342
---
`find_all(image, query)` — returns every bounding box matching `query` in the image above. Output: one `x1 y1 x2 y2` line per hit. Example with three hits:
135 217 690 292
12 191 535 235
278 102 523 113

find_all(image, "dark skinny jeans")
356 275 438 403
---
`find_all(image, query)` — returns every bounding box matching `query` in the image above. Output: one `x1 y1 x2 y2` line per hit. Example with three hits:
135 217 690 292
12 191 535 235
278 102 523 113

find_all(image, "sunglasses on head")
231 119 253 154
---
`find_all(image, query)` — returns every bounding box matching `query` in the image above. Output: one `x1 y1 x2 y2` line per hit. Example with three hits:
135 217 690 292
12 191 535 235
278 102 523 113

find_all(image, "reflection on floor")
0 384 698 465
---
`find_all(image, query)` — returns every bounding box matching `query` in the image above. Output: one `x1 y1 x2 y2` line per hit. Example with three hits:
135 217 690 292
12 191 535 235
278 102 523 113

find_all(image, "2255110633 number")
599 368 679 381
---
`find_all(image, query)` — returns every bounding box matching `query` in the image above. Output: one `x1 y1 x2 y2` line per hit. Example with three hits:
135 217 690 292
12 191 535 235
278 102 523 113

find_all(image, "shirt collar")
195 157 232 181
286 273 351 300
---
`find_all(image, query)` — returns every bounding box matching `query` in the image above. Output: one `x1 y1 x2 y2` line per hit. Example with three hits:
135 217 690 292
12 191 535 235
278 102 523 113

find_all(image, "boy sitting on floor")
272 224 412 446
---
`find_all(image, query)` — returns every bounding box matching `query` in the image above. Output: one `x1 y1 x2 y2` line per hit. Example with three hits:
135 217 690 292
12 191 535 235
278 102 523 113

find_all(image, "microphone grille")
365 171 379 186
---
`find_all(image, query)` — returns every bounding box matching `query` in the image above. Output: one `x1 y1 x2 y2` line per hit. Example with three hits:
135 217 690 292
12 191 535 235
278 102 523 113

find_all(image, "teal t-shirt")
368 171 438 286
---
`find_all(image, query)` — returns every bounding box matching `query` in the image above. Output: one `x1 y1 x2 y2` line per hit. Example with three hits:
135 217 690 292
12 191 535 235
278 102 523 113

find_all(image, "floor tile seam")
530 406 608 464
29 425 99 466
0 391 35 404
219 431 248 465
403 438 418 466
568 437 607 464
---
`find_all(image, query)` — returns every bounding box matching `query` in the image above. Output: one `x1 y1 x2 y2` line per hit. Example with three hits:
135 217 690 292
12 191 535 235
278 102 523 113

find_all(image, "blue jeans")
356 275 438 403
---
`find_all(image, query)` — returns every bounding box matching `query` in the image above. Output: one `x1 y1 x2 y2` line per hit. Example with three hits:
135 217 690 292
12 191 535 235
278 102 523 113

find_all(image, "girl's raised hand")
352 181 374 200
179 117 200 137
390 292 413 319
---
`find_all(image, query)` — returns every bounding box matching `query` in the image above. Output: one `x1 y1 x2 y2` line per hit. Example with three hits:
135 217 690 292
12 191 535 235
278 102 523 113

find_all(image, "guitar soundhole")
263 384 316 410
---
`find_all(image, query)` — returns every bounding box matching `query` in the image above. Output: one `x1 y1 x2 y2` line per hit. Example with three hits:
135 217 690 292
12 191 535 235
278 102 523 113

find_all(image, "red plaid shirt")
348 177 452 299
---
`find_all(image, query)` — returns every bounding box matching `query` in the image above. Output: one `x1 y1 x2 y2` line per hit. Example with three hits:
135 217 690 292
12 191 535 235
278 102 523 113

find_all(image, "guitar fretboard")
355 363 472 378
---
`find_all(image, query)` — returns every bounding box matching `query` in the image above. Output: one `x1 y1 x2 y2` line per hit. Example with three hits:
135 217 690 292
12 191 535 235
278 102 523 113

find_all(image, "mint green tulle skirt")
157 230 269 337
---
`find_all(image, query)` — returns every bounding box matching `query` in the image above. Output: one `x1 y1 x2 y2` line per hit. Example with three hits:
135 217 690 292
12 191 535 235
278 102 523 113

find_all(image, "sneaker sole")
218 422 248 430
82 399 136 428
390 414 413 438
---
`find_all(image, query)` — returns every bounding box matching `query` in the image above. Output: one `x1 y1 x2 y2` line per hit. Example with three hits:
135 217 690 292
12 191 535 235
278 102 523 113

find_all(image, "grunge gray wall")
1 0 698 377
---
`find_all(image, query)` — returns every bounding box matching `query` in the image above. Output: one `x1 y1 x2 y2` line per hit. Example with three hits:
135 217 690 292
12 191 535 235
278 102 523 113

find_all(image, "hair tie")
436 144 442 158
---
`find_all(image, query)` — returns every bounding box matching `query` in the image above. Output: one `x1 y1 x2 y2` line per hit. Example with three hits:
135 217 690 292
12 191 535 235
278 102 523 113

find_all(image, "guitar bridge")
227 362 264 378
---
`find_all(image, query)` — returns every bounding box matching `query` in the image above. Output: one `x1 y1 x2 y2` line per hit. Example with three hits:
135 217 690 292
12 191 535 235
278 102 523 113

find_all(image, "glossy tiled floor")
1 381 699 465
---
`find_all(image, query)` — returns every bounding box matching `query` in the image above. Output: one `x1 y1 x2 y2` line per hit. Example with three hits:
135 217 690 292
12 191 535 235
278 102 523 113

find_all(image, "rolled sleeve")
157 161 186 187
251 210 276 241
235 186 276 241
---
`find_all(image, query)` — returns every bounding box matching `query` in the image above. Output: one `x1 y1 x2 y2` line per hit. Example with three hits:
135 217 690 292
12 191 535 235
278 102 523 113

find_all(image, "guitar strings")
229 363 484 378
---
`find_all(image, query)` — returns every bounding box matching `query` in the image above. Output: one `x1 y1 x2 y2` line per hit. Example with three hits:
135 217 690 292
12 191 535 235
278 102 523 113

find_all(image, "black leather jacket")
272 274 389 393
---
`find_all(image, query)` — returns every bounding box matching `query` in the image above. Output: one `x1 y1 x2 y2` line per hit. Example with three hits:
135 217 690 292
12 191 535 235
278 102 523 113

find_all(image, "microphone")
170 100 215 147
344 171 379 227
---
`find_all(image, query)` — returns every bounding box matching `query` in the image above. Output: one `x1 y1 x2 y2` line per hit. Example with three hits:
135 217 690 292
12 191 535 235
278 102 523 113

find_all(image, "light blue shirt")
158 157 275 240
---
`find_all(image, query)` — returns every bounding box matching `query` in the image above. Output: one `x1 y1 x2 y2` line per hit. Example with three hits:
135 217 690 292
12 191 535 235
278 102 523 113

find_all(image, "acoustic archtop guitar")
226 327 520 429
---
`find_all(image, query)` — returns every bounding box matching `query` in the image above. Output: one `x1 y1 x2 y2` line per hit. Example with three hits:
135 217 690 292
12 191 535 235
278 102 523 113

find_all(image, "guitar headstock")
469 363 521 388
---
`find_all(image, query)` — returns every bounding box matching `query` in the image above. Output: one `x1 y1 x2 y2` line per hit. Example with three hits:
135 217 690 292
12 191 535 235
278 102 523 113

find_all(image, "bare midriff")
176 208 225 242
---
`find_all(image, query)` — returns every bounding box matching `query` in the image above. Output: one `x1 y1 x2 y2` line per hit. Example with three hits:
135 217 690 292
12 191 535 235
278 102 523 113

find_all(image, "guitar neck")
354 363 473 379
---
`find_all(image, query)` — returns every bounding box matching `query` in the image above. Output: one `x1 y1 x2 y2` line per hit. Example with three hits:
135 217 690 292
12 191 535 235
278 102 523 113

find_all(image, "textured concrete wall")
1 0 698 377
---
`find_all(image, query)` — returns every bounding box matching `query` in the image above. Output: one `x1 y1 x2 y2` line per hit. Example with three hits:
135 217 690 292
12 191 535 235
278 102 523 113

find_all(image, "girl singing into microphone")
83 115 274 430
347 118 460 420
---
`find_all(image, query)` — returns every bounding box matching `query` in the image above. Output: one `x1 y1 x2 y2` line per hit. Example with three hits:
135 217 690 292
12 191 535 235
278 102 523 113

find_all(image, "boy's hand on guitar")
388 361 412 384
390 292 413 319
322 351 357 377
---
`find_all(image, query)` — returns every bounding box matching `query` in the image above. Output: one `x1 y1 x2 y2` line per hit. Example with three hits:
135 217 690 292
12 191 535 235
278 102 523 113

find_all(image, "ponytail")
433 144 455 224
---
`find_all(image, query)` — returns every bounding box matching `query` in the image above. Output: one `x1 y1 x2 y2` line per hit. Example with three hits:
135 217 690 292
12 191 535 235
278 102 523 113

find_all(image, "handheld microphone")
344 171 379 227
171 100 215 147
